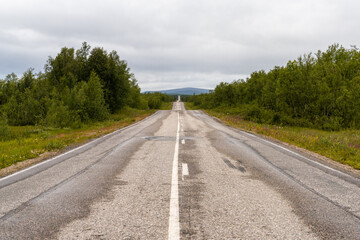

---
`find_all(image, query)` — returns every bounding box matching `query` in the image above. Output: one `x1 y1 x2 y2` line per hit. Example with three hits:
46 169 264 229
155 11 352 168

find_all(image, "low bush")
0 111 8 139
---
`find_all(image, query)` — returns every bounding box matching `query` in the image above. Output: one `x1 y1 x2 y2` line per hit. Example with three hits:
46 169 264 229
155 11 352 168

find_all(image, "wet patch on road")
141 136 201 142
179 141 206 239
222 158 246 173
142 136 176 141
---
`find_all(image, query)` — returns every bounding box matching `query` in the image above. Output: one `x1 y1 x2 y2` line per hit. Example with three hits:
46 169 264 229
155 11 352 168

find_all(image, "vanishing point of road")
1 102 360 239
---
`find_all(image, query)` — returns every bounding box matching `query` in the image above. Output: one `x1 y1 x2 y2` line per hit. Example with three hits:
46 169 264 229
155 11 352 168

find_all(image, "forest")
188 44 360 131
0 42 172 130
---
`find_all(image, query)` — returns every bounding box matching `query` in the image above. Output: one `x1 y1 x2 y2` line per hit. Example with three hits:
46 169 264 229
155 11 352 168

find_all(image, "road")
1 102 360 239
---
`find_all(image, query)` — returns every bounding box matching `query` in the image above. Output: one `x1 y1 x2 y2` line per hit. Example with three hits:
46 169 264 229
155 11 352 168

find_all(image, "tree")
46 47 78 90
45 98 71 128
188 43 360 130
0 109 8 138
105 50 130 112
82 72 109 121
127 77 142 108
75 41 91 82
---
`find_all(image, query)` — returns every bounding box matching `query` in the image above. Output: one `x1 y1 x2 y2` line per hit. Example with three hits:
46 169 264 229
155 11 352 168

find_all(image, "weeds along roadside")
0 108 158 172
185 102 360 170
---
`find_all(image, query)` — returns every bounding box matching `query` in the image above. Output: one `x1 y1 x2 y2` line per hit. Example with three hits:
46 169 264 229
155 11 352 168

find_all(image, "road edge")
195 109 360 179
0 111 161 185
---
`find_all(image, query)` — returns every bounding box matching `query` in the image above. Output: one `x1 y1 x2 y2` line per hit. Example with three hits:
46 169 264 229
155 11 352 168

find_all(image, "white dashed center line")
182 163 189 180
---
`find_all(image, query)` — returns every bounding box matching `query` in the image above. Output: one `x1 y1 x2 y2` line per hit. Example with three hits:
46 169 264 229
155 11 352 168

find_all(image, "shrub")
82 72 109 121
45 99 72 128
272 113 282 125
0 111 8 139
147 95 162 109
244 104 261 122
138 96 149 110
322 116 342 131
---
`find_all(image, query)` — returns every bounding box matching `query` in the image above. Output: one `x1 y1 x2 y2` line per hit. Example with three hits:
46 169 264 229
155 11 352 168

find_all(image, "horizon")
142 87 213 92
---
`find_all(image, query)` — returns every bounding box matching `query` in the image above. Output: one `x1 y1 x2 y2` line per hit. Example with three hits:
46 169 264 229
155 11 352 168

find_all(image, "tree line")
189 44 360 130
0 42 171 128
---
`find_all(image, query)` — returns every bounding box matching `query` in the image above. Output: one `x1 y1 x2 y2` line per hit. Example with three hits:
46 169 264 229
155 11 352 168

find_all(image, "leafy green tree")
0 80 5 105
45 98 72 128
105 51 131 112
5 89 41 126
188 43 360 130
127 77 142 108
146 93 162 109
87 47 108 81
46 47 78 90
82 72 109 121
142 92 171 109
75 42 91 82
0 110 8 138
18 68 35 92
1 73 18 104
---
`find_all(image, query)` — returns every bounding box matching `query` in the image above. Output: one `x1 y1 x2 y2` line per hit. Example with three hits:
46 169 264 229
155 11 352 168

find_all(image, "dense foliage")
142 92 174 109
0 42 170 130
189 44 360 130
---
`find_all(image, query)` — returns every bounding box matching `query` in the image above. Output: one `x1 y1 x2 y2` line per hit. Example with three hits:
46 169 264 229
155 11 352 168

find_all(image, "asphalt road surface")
1 102 360 239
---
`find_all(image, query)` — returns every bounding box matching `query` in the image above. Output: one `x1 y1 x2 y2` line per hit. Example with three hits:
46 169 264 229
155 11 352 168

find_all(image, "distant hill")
144 87 211 95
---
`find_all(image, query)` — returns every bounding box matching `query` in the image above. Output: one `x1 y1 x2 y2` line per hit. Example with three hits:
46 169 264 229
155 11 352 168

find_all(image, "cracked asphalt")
1 102 359 239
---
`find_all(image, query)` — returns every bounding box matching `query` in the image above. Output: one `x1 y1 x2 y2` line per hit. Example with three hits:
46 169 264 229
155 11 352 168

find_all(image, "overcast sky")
1 0 360 91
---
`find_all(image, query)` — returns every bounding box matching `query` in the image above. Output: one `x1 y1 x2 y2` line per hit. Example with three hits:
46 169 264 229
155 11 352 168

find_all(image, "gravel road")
0 102 359 239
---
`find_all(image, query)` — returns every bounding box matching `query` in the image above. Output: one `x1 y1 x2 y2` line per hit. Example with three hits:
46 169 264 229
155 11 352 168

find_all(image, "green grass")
184 103 360 170
0 108 155 170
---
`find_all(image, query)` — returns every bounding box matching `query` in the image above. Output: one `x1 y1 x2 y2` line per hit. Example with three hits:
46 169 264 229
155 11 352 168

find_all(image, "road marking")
240 131 352 178
182 163 189 180
0 112 160 185
181 139 185 145
168 112 180 240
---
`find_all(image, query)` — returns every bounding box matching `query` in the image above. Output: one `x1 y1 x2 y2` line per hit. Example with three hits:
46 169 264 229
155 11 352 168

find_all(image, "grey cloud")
1 0 360 90
137 71 246 91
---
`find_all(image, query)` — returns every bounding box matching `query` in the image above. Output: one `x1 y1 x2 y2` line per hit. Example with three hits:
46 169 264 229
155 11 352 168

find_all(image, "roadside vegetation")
186 44 360 169
189 105 360 169
0 108 156 170
0 43 173 170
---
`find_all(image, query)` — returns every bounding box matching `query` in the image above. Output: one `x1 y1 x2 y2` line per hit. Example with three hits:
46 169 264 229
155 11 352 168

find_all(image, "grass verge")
185 103 360 170
0 108 155 173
